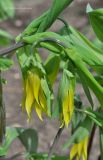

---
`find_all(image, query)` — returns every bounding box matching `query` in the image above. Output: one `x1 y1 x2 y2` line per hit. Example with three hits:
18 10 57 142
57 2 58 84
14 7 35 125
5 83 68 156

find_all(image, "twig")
87 124 96 159
0 42 25 57
47 126 64 160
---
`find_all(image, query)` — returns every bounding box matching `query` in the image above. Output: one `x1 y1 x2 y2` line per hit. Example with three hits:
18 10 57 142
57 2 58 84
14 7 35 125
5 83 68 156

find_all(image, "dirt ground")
1 0 103 159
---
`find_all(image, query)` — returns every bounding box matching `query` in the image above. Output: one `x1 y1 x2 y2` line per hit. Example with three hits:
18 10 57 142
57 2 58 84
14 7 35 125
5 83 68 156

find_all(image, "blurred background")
1 0 103 159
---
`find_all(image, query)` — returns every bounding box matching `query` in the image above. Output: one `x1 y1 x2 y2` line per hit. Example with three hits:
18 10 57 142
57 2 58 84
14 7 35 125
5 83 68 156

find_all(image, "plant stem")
47 126 64 160
0 42 25 57
87 124 96 159
0 71 6 144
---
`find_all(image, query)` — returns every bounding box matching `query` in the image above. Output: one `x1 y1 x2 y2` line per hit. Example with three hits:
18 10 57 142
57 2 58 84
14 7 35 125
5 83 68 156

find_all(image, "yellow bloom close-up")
60 72 75 128
70 137 88 160
22 70 47 120
62 85 74 127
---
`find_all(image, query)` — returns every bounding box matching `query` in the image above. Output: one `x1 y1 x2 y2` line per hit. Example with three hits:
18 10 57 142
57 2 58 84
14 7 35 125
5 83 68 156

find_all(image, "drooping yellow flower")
61 76 75 128
62 85 74 127
22 70 47 120
70 137 88 160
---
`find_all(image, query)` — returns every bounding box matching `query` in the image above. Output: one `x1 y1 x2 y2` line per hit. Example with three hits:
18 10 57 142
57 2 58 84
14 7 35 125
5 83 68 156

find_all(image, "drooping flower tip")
22 70 47 121
70 137 88 160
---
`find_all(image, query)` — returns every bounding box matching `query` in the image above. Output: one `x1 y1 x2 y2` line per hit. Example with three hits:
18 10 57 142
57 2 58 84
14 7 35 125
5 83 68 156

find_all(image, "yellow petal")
77 141 83 159
39 88 47 112
68 88 74 115
82 137 88 160
63 92 70 127
25 77 34 118
29 72 40 104
35 102 43 121
70 144 78 160
63 89 74 127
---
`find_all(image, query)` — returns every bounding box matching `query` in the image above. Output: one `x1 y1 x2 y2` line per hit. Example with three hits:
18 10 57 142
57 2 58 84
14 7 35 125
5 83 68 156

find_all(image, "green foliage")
0 0 14 22
87 4 103 43
0 29 13 46
63 116 92 149
0 57 13 70
27 153 68 160
1 0 103 159
0 127 38 156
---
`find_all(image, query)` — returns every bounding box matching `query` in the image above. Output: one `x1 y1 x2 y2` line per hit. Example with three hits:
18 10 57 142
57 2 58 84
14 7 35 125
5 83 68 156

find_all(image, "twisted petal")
82 137 88 160
63 88 74 127
29 72 41 104
39 88 47 112
35 102 43 121
70 143 77 160
70 137 88 160
25 77 34 118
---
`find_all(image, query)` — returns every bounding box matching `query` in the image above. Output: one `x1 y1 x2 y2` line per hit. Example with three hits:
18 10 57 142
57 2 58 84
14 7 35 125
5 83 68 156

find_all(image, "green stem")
0 71 6 144
47 126 64 160
88 124 96 159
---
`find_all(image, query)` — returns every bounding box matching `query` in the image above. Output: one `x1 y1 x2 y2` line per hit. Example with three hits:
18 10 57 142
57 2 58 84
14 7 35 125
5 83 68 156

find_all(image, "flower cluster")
70 137 88 160
22 70 47 120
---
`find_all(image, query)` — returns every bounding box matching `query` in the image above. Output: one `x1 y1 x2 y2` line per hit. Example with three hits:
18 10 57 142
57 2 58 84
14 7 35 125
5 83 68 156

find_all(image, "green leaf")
77 69 94 107
0 127 24 156
0 0 14 21
27 153 68 160
0 29 13 46
37 0 73 32
20 0 74 38
17 128 38 153
0 127 38 156
44 54 60 85
63 116 92 149
0 58 13 70
85 108 103 127
41 77 53 116
59 25 103 67
65 48 103 106
87 5 103 43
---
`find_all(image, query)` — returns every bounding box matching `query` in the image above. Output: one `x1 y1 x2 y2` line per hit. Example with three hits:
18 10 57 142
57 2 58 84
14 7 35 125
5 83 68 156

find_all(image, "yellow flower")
62 85 74 127
22 70 47 120
60 77 75 128
70 137 88 160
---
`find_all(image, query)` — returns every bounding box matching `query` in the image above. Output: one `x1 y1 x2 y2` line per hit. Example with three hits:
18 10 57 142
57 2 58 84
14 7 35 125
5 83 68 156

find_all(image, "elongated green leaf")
0 58 13 70
65 48 103 106
77 69 93 107
63 116 92 149
41 77 53 116
18 0 74 39
20 11 48 38
87 4 103 43
37 0 73 32
59 25 103 67
85 108 103 127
